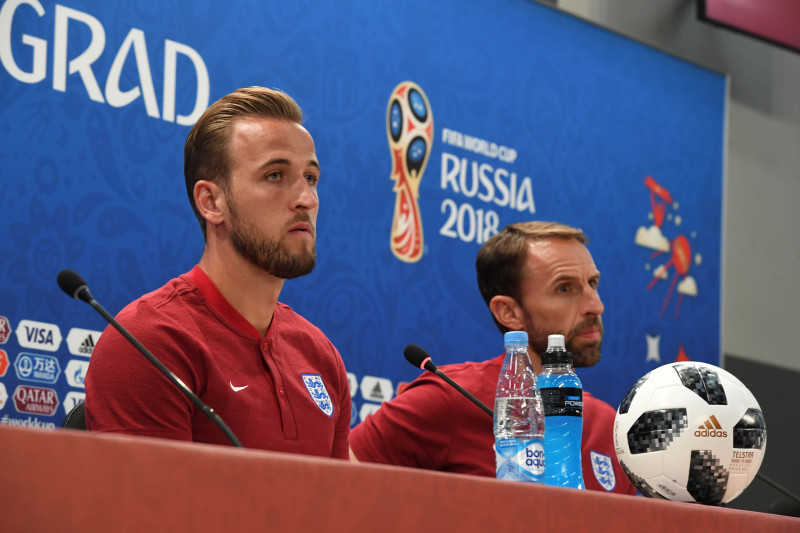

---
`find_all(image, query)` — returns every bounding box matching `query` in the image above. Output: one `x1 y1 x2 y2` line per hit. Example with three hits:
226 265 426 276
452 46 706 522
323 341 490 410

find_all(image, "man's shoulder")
108 273 207 344
273 302 340 357
274 302 328 339
90 273 203 372
274 301 314 325
438 354 504 378
117 273 197 319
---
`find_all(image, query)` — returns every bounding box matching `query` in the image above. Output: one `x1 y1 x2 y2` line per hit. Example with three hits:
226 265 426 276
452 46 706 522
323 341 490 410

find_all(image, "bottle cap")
547 335 566 352
547 334 565 351
503 330 528 345
542 334 573 365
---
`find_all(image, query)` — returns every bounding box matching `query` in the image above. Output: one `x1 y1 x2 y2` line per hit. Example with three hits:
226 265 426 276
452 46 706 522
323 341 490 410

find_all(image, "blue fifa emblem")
590 450 616 491
302 374 334 417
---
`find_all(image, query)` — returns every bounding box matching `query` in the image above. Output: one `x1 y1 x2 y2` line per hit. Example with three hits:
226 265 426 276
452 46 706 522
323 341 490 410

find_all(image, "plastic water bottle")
493 331 545 483
537 334 585 489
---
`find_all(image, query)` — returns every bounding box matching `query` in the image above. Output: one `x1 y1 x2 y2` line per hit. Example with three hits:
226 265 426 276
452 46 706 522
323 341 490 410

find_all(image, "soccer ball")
614 362 766 504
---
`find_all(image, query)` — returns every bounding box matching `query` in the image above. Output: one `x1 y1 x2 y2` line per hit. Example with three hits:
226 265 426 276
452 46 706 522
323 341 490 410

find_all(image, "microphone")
57 269 243 448
57 269 94 303
404 344 494 417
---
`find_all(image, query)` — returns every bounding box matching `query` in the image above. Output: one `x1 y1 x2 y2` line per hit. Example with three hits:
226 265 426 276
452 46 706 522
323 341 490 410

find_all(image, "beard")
526 315 603 368
227 199 316 279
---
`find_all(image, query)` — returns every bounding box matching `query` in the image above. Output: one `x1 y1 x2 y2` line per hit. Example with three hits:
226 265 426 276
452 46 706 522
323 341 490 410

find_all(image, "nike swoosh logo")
230 381 249 392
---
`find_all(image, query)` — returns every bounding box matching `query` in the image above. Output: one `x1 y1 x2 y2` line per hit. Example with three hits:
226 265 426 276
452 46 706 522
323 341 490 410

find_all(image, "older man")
350 221 635 494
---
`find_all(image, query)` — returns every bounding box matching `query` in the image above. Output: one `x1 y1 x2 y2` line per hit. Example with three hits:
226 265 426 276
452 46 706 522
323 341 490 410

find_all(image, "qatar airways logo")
0 0 210 125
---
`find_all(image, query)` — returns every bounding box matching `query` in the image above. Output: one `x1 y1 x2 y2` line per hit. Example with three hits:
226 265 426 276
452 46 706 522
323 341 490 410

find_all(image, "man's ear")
489 295 526 332
194 180 226 227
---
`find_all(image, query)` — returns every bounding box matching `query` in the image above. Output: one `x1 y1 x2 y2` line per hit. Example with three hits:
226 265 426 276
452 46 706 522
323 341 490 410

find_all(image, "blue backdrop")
0 0 726 429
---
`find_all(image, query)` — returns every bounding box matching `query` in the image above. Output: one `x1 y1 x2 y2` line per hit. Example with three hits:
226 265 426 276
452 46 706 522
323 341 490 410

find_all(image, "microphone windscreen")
404 344 433 370
57 269 88 300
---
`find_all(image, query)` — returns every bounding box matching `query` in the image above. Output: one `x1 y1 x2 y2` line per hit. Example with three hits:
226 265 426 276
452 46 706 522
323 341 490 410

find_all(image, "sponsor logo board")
63 391 86 415
15 320 62 352
0 349 9 376
359 375 394 403
14 352 61 384
66 327 102 357
65 359 89 388
0 316 11 343
13 385 59 416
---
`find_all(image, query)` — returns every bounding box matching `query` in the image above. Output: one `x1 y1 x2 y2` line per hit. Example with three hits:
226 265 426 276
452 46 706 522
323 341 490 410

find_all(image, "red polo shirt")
85 266 350 458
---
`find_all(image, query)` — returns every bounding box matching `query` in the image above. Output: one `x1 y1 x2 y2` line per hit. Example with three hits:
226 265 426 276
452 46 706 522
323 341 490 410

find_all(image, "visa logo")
26 327 53 345
15 320 62 352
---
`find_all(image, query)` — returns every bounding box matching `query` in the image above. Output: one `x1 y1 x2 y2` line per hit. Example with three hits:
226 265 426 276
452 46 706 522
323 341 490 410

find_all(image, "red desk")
0 425 797 532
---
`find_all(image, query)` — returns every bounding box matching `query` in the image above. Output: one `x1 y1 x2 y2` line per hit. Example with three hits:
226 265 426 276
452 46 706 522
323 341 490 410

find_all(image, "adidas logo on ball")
694 414 727 438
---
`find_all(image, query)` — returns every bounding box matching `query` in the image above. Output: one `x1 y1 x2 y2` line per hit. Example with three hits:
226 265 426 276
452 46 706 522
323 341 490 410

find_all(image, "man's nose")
294 178 319 210
584 288 604 316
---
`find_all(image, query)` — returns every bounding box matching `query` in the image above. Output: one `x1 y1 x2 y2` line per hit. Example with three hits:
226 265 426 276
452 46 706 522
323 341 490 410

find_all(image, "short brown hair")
184 87 305 239
476 221 588 333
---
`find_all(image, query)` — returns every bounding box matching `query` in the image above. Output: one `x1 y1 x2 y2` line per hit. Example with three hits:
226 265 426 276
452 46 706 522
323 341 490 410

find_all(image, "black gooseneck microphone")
403 344 494 417
57 269 243 448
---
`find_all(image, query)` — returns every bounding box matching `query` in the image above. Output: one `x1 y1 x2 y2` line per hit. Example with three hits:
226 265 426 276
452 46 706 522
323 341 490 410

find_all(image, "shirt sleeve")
350 372 461 470
84 301 198 441
329 341 352 460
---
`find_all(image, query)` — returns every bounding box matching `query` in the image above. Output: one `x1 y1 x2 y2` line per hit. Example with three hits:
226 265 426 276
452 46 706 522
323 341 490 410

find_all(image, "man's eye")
266 171 282 181
306 174 319 185
557 285 570 293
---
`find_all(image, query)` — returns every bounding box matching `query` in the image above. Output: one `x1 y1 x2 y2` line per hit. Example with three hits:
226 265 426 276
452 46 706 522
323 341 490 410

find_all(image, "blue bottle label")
540 387 583 417
495 438 545 482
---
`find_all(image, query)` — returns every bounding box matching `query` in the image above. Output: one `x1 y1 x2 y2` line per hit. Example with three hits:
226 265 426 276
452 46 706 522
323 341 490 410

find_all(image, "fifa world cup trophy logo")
387 81 433 263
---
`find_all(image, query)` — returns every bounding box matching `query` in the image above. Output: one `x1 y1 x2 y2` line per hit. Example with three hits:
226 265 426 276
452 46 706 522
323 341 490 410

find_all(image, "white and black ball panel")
673 363 728 405
627 408 688 454
618 374 649 415
686 450 728 505
733 408 766 449
614 362 766 504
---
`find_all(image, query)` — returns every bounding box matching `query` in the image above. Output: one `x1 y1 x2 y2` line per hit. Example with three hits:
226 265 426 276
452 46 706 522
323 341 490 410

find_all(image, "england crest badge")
302 374 334 417
590 450 616 491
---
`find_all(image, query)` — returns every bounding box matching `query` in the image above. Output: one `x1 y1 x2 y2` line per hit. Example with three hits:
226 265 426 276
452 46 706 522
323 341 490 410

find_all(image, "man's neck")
197 246 283 337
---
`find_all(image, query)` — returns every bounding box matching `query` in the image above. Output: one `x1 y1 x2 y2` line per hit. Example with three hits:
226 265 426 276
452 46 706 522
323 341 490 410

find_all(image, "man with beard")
349 221 636 494
85 87 350 459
